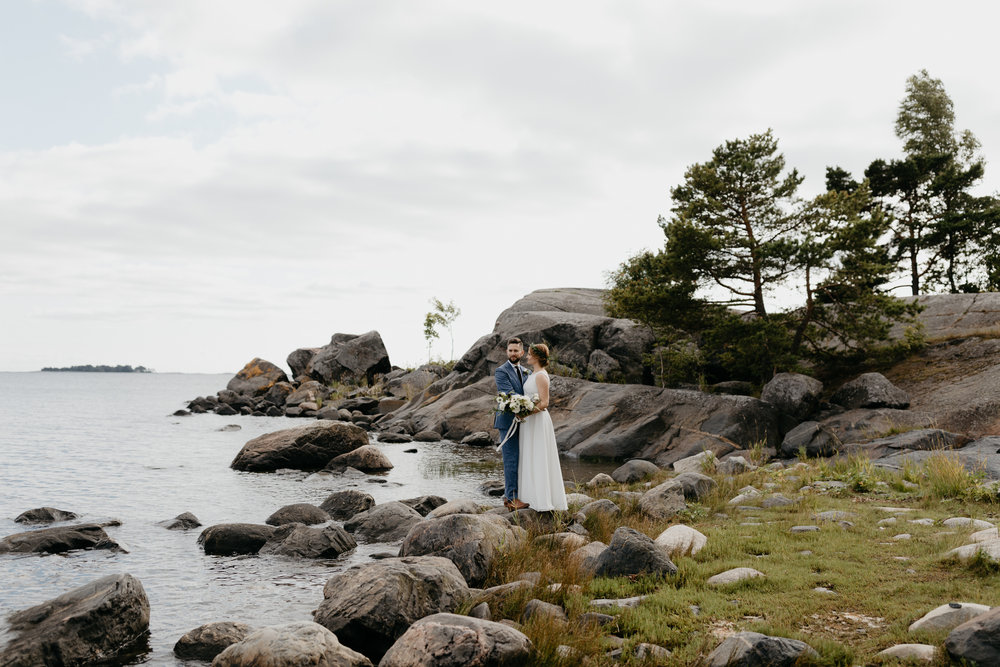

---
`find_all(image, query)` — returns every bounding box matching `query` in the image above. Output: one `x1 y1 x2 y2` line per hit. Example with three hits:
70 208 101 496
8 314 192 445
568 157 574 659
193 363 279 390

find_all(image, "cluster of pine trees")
606 71 999 386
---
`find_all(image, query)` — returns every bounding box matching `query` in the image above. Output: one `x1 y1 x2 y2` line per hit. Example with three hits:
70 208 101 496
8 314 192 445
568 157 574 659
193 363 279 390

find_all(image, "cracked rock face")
312 556 470 662
1 573 151 666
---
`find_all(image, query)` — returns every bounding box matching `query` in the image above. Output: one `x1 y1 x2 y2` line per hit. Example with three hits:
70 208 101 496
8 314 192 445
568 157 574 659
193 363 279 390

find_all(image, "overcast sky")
2 1 998 373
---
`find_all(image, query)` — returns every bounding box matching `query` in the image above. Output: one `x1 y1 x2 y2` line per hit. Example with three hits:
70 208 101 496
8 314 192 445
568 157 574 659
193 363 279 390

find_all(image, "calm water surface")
0 372 613 664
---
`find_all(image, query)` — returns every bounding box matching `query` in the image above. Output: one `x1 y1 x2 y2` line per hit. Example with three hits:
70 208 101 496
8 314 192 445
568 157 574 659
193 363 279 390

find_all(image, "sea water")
0 372 612 664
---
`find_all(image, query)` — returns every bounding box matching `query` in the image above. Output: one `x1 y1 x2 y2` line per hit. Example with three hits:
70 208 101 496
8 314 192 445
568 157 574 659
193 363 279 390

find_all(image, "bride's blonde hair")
528 343 549 367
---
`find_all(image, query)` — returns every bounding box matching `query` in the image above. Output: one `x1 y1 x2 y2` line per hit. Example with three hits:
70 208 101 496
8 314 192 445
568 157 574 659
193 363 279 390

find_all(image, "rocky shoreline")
4 425 1000 664
5 288 1000 665
184 288 1000 478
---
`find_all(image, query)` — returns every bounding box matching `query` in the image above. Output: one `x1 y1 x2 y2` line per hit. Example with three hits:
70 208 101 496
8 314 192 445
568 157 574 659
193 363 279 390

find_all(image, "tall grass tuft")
922 451 983 500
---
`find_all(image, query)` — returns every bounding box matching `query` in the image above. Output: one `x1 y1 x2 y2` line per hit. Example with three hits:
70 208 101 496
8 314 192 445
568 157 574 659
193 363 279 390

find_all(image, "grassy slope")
475 455 1000 666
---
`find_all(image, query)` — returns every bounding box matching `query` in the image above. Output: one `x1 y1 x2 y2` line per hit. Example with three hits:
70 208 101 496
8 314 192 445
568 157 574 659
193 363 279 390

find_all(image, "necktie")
515 366 523 384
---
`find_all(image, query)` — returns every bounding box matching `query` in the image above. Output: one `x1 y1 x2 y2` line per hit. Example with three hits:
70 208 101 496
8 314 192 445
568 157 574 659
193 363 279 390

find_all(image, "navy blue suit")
494 360 530 501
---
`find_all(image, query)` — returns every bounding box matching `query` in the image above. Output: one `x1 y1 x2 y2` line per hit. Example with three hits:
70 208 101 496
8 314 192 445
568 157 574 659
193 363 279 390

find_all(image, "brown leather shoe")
503 499 514 511
510 499 530 510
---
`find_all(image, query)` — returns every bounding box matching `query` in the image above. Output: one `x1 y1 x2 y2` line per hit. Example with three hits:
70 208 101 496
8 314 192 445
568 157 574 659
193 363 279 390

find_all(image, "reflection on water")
0 372 617 664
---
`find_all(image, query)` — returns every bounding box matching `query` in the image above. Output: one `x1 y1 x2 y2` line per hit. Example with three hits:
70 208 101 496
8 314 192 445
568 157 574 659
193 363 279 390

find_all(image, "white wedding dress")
518 371 568 511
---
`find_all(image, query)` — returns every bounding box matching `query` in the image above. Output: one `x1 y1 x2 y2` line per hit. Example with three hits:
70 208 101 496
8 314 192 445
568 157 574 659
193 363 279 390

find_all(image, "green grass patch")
477 454 1000 665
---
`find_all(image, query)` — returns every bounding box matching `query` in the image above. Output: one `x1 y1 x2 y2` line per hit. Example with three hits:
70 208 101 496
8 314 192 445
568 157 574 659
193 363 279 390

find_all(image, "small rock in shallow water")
14 507 79 524
159 512 201 530
174 621 254 661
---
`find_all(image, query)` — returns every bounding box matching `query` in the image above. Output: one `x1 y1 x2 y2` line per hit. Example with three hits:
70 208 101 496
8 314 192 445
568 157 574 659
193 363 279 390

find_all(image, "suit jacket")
493 360 531 432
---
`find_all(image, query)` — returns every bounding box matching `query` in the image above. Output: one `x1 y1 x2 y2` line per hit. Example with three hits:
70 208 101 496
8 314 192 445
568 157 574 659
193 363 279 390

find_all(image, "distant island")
41 365 153 373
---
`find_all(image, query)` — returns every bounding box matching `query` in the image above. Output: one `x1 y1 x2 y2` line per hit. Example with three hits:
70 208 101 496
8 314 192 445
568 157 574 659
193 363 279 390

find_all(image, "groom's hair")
507 337 523 348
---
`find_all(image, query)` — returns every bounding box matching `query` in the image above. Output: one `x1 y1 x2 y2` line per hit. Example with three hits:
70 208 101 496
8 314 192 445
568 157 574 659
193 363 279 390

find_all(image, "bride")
517 344 568 512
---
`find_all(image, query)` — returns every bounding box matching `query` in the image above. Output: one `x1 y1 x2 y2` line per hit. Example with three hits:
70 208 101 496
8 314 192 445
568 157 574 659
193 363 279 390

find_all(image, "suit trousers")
501 427 520 500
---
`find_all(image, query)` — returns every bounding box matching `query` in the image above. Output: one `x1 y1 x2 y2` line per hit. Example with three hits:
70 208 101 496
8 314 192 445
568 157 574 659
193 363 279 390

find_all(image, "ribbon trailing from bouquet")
495 419 520 452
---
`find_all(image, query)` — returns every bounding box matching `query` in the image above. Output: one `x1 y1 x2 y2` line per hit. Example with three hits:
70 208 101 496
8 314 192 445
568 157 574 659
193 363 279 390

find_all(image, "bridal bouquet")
494 392 539 421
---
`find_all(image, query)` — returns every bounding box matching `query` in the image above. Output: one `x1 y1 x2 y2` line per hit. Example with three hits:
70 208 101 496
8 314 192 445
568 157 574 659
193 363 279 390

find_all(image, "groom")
494 337 531 511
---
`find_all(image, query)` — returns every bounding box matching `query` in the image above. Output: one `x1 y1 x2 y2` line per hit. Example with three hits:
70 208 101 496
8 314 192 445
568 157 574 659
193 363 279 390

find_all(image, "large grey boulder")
265 503 330 526
910 602 992 633
320 490 375 520
0 574 150 666
313 556 469 662
378 289 779 450
0 523 122 555
877 437 1000 481
343 502 422 543
226 358 289 396
832 372 910 410
780 408 937 458
638 480 687 520
452 288 653 384
329 444 393 472
287 347 320 379
297 331 393 386
212 621 372 667
199 524 277 556
384 364 448 399
425 499 483 519
761 372 823 422
593 527 678 578
259 523 357 559
379 613 532 667
706 631 818 666
945 606 1000 666
14 507 78 524
231 421 369 472
883 331 1000 436
399 513 527 587
654 525 707 558
843 428 967 460
174 622 254 662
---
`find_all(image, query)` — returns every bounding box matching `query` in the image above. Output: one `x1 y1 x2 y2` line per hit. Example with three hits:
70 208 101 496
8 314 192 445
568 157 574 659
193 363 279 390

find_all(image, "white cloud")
2 1 999 371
